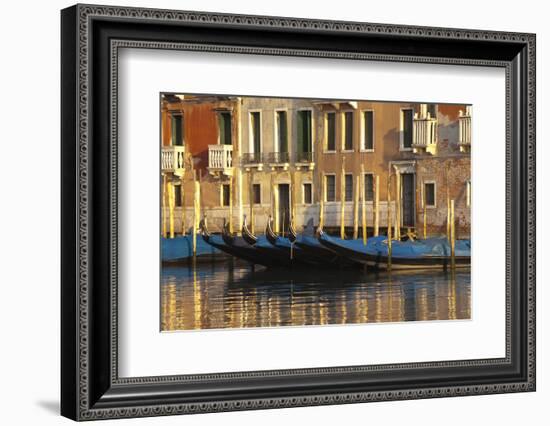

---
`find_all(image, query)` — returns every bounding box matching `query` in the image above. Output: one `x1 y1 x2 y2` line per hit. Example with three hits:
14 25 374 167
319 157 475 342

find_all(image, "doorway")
278 183 290 235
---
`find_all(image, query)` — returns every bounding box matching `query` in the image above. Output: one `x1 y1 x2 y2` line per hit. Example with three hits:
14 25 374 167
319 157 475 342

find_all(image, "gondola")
291 219 357 267
318 230 470 270
161 234 220 263
200 218 279 268
242 216 299 267
263 217 348 267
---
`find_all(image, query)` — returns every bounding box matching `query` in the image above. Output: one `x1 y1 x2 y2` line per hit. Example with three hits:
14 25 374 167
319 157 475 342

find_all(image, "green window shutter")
327 113 335 151
277 111 288 153
403 110 413 148
171 114 183 146
297 111 304 154
364 111 373 150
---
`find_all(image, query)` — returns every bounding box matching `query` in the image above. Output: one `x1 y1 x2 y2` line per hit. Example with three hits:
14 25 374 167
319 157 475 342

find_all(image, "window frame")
362 172 375 202
273 109 289 155
423 181 437 209
344 173 354 202
221 183 231 207
302 182 313 205
252 183 262 205
400 107 414 151
296 107 315 157
341 110 355 152
324 111 337 153
248 110 262 154
324 173 336 203
360 109 375 152
170 112 184 147
217 111 232 146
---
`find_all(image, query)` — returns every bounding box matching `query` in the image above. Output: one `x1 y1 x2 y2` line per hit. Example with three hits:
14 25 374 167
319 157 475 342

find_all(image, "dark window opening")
303 183 312 204
344 111 354 150
222 184 231 207
425 182 435 207
250 112 261 153
364 174 374 201
218 112 232 145
297 110 312 155
174 184 182 207
363 111 374 150
402 109 413 148
276 111 288 153
326 112 336 151
345 174 353 201
252 184 261 205
171 113 183 146
325 175 336 202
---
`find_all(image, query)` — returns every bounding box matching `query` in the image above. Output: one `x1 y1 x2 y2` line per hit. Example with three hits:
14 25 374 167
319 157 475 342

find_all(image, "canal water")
161 261 471 331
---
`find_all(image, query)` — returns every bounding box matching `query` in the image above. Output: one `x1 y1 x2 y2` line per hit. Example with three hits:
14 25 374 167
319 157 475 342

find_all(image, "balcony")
241 152 264 171
295 151 315 170
265 152 290 170
458 106 472 153
161 145 185 176
412 104 437 155
208 144 234 176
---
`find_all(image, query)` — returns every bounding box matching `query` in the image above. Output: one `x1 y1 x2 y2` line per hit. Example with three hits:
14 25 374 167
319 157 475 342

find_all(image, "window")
401 109 413 149
427 104 437 119
326 112 336 151
343 111 354 151
222 184 231 207
345 174 353 201
171 113 183 146
363 111 374 150
276 111 288 153
174 184 182 207
252 183 261 205
466 180 471 207
250 112 261 153
325 175 336 202
218 112 232 145
424 182 435 207
297 110 312 154
303 183 312 204
364 174 374 201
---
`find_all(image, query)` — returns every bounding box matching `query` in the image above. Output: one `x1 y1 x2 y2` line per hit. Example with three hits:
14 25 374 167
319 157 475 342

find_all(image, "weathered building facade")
161 94 471 239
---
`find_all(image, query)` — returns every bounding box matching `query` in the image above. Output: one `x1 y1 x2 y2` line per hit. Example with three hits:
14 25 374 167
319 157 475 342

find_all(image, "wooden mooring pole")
387 174 392 271
450 199 456 269
180 176 186 235
422 180 427 240
353 175 360 239
319 176 325 230
229 176 234 234
374 174 380 237
162 174 167 238
340 157 346 239
168 180 175 239
361 165 367 245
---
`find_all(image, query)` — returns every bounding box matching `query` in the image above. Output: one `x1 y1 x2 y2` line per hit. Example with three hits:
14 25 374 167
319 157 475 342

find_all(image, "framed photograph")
61 4 536 421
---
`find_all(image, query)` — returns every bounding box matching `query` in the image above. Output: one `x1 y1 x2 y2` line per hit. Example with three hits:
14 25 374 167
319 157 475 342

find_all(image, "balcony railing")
295 151 315 170
412 104 438 155
265 152 290 164
208 144 233 175
241 152 264 165
161 145 185 176
458 106 472 153
295 151 314 163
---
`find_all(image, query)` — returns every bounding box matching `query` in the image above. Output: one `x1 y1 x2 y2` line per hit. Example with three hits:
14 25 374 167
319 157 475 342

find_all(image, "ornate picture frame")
61 4 535 420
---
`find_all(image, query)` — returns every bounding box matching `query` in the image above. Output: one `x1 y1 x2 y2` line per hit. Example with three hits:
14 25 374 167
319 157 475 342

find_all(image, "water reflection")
160 261 471 331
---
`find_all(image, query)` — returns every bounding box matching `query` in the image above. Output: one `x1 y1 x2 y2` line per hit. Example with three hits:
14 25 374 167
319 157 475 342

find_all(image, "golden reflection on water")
160 262 471 331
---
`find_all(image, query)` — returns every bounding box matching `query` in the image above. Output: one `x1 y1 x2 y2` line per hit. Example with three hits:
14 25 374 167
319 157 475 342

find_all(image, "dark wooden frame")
61 4 536 421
